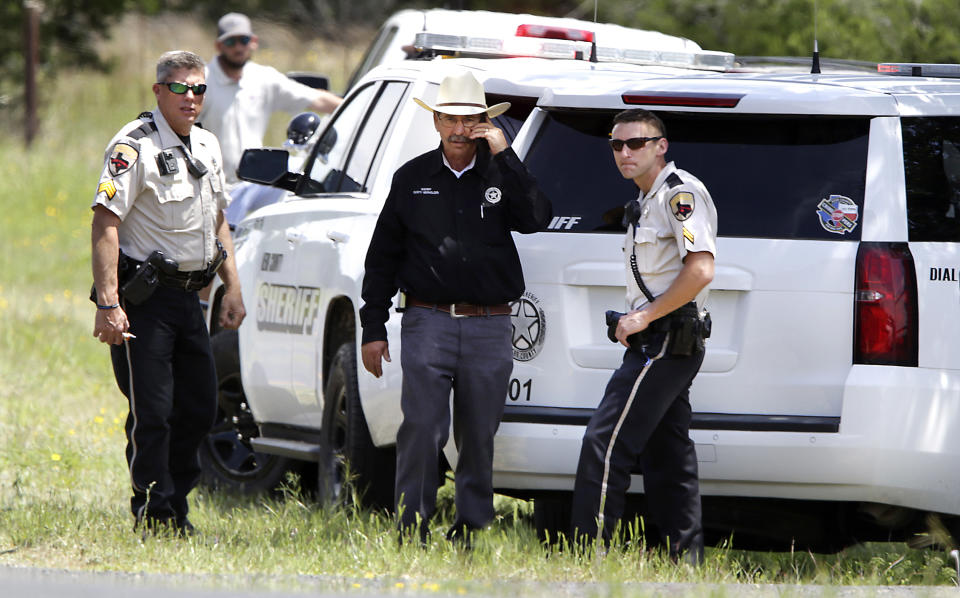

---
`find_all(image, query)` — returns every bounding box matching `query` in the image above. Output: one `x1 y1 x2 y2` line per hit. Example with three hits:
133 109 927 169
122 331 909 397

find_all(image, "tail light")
853 242 918 366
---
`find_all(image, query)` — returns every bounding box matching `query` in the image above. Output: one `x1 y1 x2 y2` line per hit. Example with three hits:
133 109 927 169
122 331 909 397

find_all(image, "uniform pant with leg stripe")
395 307 513 537
570 332 704 562
109 285 217 523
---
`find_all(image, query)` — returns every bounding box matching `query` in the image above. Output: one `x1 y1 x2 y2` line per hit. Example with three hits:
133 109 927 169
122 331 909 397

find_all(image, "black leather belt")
407 297 512 318
158 269 208 291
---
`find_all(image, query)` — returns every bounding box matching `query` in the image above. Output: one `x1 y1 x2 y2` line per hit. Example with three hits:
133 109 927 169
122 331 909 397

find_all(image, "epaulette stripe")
127 121 157 140
666 172 684 188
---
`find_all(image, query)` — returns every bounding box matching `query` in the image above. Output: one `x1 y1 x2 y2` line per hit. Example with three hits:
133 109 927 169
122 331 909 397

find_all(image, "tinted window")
902 117 960 242
342 81 409 192
525 110 870 239
303 82 378 194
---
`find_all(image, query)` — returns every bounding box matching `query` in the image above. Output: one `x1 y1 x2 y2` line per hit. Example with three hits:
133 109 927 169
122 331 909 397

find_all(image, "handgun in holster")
119 250 179 304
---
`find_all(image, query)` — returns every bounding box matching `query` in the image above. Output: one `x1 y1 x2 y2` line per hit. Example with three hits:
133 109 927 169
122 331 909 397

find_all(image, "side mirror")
237 149 301 192
286 71 330 91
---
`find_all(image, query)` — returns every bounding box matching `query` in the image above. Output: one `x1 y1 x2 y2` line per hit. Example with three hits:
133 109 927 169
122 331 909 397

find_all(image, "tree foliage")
598 0 960 63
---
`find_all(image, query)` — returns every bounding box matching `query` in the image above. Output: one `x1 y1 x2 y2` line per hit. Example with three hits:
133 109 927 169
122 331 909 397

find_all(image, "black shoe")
445 523 475 551
175 517 197 538
134 515 176 537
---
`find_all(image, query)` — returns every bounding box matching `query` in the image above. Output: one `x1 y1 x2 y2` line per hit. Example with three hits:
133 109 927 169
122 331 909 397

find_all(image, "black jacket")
360 142 552 344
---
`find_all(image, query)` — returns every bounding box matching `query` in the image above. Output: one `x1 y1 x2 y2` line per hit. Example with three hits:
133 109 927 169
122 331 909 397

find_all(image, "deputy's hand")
93 306 130 345
616 309 652 348
219 288 246 330
469 122 508 155
361 340 391 378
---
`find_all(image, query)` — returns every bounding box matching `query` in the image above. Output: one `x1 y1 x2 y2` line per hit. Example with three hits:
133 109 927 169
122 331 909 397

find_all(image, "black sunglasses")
158 81 207 95
223 35 252 47
608 136 663 151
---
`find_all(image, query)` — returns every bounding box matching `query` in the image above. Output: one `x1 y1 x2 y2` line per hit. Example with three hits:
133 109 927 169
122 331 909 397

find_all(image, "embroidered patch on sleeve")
670 191 695 221
682 226 695 244
97 179 117 200
108 142 139 177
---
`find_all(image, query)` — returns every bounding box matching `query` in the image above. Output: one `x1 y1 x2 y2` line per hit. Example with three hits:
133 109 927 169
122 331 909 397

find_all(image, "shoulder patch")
666 172 684 189
97 179 117 200
669 191 695 221
108 142 139 177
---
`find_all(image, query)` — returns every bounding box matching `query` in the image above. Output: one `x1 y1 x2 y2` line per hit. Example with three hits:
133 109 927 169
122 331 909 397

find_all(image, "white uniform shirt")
200 58 317 186
624 161 718 311
92 109 229 271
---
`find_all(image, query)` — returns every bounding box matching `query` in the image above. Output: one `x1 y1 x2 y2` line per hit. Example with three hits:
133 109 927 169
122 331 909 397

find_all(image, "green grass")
1 12 958 594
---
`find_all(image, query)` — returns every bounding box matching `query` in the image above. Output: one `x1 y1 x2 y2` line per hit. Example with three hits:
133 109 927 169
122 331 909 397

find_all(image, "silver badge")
485 187 502 204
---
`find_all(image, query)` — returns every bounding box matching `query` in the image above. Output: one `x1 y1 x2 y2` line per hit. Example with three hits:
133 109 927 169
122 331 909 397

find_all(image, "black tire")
198 330 292 494
318 342 395 511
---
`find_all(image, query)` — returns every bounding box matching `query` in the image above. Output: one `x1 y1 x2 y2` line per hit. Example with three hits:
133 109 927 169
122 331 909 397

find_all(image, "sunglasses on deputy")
223 35 252 47
608 136 663 151
158 82 208 95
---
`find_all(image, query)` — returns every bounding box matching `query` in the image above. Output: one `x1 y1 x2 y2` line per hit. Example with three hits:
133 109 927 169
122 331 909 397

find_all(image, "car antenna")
589 0 598 63
811 0 821 74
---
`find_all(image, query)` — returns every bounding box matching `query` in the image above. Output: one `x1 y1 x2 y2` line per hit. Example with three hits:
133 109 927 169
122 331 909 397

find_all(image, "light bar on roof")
878 63 960 78
413 31 736 71
516 24 594 43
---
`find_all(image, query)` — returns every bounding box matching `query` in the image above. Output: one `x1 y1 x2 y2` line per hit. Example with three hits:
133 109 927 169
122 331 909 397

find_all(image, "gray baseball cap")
217 13 253 42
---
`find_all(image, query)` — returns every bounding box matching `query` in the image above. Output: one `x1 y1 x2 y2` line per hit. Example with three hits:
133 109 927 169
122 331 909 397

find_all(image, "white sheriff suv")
201 22 960 549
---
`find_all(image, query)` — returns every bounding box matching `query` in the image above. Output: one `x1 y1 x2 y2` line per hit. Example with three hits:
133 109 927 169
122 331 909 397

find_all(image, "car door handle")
326 230 350 244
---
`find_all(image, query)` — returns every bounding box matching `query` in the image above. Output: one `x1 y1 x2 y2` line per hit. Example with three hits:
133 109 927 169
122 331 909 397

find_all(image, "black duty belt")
158 269 210 291
407 297 512 318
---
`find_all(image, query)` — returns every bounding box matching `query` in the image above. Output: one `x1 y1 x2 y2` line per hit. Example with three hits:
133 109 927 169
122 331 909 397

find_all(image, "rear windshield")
524 110 870 239
902 117 960 242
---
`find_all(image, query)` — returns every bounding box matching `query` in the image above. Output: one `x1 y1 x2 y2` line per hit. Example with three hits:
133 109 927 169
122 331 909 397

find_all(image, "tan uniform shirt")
624 161 718 311
92 109 229 271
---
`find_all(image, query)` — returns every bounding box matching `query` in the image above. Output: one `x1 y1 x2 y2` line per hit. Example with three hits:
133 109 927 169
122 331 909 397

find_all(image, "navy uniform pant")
396 307 513 536
109 285 217 523
570 333 705 562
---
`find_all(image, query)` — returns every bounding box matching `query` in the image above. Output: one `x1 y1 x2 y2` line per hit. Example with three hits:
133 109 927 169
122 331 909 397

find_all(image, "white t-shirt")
200 57 317 186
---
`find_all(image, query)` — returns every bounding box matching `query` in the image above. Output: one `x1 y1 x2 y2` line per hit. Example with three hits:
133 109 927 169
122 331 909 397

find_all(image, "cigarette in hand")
122 332 137 340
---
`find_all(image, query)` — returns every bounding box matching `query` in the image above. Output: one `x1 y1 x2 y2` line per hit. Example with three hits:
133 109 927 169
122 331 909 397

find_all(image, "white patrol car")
201 25 960 549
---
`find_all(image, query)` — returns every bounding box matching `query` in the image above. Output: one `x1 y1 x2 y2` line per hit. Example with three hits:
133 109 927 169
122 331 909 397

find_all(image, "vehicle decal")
256 282 322 334
260 252 284 272
816 194 859 235
108 142 139 177
507 377 532 402
97 179 117 200
930 267 959 281
547 216 582 230
511 290 546 361
670 191 695 221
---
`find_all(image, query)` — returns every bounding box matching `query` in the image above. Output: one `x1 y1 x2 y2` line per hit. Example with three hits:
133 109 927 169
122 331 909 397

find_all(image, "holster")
605 303 711 357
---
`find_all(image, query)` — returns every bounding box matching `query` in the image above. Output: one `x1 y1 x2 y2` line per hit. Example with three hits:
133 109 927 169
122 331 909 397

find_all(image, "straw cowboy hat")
413 71 510 118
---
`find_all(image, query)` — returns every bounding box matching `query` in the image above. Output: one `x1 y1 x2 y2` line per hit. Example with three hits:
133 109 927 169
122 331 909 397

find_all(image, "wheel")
198 330 292 494
318 342 395 511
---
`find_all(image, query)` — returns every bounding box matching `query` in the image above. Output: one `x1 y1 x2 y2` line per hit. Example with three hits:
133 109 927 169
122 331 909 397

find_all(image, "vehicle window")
303 82 379 194
346 24 399 91
902 117 960 242
395 82 440 165
525 110 870 239
342 81 409 192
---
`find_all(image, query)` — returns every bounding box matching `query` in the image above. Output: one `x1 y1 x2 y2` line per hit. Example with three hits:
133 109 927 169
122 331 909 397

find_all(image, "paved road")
3 565 959 597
